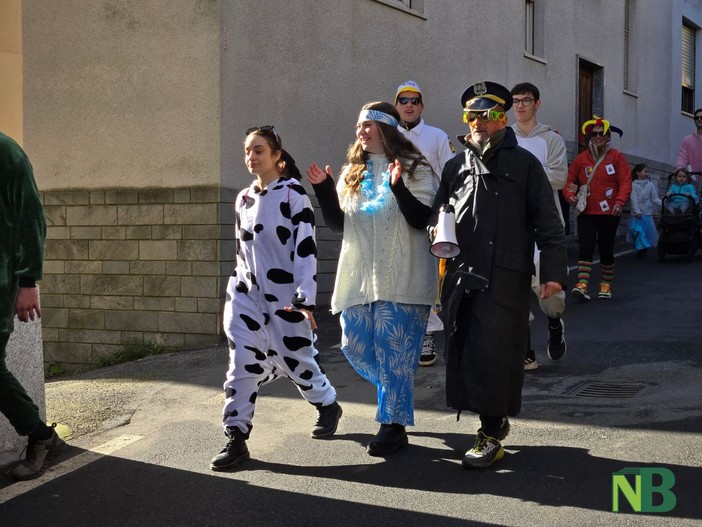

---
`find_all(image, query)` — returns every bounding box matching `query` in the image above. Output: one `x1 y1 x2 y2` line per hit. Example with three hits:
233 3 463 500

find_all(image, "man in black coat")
429 82 567 469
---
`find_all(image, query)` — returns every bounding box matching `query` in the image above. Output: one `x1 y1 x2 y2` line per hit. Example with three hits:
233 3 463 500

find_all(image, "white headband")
358 109 399 128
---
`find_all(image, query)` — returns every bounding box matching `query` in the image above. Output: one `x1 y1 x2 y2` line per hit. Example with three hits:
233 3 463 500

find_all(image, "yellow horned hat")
581 116 623 137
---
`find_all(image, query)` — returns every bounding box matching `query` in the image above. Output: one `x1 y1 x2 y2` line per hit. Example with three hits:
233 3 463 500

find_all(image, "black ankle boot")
366 423 408 456
311 401 342 439
210 428 250 471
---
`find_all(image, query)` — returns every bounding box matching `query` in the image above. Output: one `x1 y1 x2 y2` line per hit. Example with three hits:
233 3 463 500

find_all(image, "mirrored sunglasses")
397 97 421 105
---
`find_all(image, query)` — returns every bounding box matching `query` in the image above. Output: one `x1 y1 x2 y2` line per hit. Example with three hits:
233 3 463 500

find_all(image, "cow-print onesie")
221 176 337 438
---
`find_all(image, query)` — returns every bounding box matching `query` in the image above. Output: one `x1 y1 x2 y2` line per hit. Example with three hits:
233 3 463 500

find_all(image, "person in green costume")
0 131 65 480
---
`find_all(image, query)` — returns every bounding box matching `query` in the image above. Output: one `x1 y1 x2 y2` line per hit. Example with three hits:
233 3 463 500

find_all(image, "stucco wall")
19 0 699 364
22 1 228 369
23 0 221 190
220 0 691 184
0 0 23 143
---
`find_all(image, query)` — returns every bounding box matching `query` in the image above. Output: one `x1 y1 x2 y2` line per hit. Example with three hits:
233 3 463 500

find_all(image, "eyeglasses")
245 125 281 146
590 131 609 137
694 115 702 121
512 97 535 107
397 97 421 106
464 110 506 123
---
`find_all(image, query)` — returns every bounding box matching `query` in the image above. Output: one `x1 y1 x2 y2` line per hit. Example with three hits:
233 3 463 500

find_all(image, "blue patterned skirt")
340 301 430 426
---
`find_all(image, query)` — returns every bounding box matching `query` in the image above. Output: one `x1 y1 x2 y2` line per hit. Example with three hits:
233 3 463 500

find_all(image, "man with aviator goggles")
463 109 507 124
429 80 566 470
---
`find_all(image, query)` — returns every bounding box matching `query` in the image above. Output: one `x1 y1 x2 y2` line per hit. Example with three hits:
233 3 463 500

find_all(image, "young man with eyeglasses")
394 81 454 367
510 82 568 371
675 108 702 191
429 81 566 469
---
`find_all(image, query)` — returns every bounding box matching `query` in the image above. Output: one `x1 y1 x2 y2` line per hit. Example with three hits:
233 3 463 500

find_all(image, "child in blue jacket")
665 169 699 214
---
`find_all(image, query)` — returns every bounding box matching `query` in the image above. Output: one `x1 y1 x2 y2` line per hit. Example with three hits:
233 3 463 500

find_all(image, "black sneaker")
478 417 510 441
311 401 342 439
419 333 437 366
367 424 408 456
547 318 567 360
462 430 504 469
210 428 250 471
12 424 66 481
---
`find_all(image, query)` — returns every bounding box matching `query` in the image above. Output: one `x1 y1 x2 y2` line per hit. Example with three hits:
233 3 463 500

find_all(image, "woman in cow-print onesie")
307 102 439 456
210 126 342 471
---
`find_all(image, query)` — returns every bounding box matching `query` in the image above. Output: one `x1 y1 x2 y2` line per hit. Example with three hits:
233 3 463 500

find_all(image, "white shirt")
398 119 454 179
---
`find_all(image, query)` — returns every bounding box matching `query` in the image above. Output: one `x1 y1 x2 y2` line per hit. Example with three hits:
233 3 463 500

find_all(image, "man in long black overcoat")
429 82 567 469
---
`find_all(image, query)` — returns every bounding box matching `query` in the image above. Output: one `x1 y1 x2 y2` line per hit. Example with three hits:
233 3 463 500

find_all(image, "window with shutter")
682 22 696 113
624 0 632 91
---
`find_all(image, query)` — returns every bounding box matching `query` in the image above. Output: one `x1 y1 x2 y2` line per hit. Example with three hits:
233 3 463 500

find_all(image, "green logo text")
612 467 676 513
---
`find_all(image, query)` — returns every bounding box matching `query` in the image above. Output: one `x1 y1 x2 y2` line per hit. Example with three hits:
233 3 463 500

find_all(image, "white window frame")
373 0 425 18
682 20 697 114
623 0 637 93
524 0 544 60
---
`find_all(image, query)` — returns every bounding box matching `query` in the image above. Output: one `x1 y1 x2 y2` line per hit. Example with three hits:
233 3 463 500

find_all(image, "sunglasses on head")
463 109 506 123
245 125 281 146
397 96 421 105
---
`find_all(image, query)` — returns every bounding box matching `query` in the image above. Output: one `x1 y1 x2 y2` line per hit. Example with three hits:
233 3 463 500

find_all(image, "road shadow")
0 447 503 527
246 433 701 521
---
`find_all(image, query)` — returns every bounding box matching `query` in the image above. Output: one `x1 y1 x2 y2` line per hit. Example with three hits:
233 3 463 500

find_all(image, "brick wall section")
38 186 341 372
40 186 238 371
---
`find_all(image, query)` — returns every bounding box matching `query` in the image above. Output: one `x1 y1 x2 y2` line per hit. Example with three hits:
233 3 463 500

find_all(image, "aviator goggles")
463 109 507 124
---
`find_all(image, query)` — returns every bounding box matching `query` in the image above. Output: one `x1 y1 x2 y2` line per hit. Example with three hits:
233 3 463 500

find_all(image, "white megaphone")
430 204 460 259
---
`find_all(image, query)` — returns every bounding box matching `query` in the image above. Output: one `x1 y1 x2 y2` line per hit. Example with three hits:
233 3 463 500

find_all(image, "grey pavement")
0 238 701 526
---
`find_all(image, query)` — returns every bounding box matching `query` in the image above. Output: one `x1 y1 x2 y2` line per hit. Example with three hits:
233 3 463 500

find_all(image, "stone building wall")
40 186 236 371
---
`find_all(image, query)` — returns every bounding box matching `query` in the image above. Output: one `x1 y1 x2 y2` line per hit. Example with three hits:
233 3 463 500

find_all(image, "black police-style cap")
460 81 513 112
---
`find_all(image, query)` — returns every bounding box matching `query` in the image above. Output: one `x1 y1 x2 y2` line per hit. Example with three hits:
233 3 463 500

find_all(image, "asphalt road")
0 243 701 526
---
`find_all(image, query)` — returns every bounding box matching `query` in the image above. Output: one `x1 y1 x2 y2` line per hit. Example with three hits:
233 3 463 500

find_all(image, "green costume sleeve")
0 132 47 332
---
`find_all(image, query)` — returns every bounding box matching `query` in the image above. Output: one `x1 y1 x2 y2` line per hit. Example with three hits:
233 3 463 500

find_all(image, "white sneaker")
524 356 539 371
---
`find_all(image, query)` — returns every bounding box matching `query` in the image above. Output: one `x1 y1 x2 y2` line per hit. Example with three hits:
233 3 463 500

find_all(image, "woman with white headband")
307 101 438 456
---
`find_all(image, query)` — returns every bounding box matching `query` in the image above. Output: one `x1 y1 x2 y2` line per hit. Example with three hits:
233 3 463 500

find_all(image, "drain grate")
568 381 654 399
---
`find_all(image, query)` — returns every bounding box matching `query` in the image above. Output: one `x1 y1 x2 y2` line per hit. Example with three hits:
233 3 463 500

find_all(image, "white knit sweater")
331 154 438 314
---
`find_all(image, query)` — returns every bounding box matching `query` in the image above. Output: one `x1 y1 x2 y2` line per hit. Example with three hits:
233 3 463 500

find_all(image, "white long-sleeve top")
397 119 454 178
630 179 662 216
331 154 438 314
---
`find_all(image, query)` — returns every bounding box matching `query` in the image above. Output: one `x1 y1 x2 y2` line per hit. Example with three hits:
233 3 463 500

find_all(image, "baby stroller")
657 173 702 262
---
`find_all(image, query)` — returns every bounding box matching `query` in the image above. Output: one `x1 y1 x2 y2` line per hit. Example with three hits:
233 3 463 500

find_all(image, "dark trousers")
576 214 621 265
0 331 41 436
558 190 570 235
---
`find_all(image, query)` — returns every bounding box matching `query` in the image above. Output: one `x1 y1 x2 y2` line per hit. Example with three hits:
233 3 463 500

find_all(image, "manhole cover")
567 382 654 398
